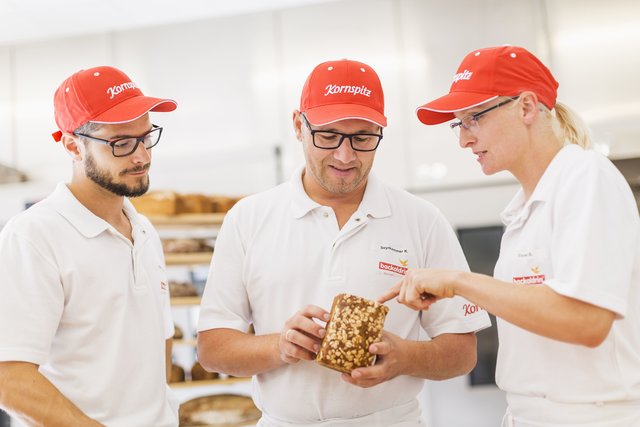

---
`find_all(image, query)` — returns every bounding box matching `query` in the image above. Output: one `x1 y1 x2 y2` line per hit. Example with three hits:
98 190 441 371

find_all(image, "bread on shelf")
173 324 184 340
169 363 185 383
179 394 261 426
162 239 213 254
130 190 178 215
169 281 199 298
190 361 219 381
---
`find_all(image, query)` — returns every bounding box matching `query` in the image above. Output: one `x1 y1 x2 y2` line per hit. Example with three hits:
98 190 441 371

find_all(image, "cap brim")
92 96 177 125
305 104 387 128
416 92 498 125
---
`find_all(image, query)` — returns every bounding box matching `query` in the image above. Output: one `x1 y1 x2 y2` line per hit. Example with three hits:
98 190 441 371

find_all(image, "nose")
458 127 475 150
332 136 357 163
130 140 151 164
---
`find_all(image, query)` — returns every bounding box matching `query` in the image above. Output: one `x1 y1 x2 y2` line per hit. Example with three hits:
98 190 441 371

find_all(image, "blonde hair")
540 102 591 149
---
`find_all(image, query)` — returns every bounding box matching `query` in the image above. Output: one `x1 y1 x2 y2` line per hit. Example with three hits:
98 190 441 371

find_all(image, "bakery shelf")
147 213 226 226
165 252 212 265
173 338 197 346
169 377 250 389
170 296 201 306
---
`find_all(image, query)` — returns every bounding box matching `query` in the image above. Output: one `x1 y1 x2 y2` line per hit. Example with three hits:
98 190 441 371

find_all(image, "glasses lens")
112 127 161 156
351 134 381 151
313 131 343 149
113 138 139 156
142 128 162 150
450 122 461 138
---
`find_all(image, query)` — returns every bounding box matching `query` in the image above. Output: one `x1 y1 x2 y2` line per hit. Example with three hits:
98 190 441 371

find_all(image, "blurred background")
1 1 639 426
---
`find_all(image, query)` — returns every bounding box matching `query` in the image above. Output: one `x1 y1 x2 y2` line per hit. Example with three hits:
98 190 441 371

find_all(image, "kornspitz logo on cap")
452 69 473 84
324 84 372 97
107 81 138 99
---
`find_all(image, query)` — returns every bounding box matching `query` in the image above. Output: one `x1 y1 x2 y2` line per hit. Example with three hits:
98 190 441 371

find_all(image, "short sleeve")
0 227 64 364
197 208 252 333
419 212 492 337
546 159 638 316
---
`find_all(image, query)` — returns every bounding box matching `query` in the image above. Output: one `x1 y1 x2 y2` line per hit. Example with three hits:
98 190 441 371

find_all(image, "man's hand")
340 331 406 388
278 305 329 364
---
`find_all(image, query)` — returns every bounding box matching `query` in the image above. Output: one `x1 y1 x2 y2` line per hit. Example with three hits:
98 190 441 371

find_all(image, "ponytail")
552 103 592 149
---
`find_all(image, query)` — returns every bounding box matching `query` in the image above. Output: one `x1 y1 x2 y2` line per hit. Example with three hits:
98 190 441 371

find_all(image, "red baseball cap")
416 45 559 125
300 59 387 127
52 66 177 141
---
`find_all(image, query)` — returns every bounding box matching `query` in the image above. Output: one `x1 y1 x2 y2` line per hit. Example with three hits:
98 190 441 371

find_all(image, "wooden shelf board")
169 377 250 389
172 338 197 346
165 252 212 265
170 296 201 306
147 213 226 226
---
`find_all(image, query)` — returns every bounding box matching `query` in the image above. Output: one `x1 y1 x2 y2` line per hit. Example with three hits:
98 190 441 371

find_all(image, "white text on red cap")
452 69 473 84
107 81 138 99
324 84 372 97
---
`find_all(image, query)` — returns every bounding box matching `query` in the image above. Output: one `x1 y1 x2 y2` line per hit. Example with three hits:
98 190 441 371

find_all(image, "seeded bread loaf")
315 293 389 374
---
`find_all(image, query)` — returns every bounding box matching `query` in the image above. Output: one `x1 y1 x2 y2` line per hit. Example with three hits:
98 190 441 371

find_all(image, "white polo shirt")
494 145 640 424
198 167 490 425
0 183 178 427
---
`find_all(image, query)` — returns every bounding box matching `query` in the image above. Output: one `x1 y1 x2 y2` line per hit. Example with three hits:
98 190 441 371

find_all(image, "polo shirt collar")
501 144 578 226
49 183 143 239
290 165 391 219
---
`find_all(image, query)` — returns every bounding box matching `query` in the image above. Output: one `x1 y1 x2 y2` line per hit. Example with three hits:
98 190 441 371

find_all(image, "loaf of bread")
176 194 213 214
169 363 185 383
129 190 178 215
190 361 219 381
315 293 389 374
169 281 199 298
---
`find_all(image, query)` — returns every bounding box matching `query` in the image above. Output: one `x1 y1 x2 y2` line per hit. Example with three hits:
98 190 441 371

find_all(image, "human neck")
512 135 564 200
67 174 128 229
302 170 367 229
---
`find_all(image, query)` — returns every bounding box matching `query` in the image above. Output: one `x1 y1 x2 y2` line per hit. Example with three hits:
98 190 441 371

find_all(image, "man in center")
197 59 490 426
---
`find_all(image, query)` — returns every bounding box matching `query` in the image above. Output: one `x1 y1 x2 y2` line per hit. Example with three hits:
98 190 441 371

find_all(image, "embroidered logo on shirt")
160 281 168 293
399 259 408 267
512 274 545 285
463 303 482 316
379 261 407 275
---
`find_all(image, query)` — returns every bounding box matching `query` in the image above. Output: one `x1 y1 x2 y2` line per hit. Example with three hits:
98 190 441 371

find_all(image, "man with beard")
197 59 490 426
0 66 179 427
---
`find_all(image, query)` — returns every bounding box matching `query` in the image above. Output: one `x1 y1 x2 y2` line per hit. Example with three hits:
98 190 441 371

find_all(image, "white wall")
1 1 639 426
1 0 638 205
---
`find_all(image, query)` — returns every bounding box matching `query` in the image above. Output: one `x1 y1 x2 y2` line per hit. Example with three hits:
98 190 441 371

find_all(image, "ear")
519 92 540 125
60 133 84 161
292 110 304 142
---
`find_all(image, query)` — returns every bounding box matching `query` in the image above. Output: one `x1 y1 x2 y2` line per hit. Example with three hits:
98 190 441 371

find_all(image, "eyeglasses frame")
449 97 519 136
301 114 383 152
73 124 163 157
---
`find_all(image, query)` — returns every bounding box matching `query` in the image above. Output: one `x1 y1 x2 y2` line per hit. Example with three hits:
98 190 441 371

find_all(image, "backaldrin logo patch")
379 261 407 275
513 266 545 285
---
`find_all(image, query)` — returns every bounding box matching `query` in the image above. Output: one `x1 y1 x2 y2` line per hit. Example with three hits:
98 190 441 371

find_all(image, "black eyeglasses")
449 97 518 138
301 114 383 152
74 124 163 157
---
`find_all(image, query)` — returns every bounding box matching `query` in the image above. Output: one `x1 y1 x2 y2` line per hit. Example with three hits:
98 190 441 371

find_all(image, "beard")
308 158 371 195
85 152 150 197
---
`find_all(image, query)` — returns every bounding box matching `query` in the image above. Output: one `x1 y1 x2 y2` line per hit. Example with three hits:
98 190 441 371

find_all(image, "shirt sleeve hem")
424 314 492 338
197 319 250 334
0 349 48 365
545 278 627 317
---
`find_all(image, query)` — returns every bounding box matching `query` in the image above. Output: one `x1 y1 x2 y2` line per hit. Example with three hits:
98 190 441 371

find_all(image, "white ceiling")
0 0 343 45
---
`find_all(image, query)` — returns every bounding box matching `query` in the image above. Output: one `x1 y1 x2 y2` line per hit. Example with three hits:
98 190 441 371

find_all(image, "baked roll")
315 293 389 374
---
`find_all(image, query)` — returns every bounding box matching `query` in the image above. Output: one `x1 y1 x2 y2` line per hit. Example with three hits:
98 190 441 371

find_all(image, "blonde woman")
379 45 640 427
